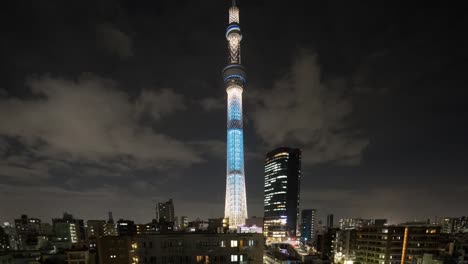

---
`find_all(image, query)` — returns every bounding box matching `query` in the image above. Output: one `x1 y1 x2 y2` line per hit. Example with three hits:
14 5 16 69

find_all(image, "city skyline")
0 0 467 225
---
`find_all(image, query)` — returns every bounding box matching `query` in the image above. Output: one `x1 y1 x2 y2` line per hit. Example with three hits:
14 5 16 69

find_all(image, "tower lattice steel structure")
223 0 248 228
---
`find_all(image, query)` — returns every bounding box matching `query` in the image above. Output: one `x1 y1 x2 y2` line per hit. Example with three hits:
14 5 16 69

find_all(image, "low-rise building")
97 236 135 264
356 225 441 264
66 248 93 264
134 232 264 263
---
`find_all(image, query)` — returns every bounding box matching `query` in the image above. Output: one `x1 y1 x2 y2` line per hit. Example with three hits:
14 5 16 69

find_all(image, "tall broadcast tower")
223 0 248 228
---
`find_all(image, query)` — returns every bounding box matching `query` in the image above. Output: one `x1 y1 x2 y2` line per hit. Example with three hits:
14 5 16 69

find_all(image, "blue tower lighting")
223 0 248 228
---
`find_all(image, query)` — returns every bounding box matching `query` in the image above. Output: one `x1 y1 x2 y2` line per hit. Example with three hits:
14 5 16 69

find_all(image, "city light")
224 0 247 229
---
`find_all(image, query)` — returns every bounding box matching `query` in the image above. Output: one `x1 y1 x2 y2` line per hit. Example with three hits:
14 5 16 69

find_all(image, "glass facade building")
263 147 301 242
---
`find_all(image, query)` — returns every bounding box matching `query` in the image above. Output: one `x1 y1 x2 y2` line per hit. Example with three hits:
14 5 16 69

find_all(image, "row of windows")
139 254 247 263
138 239 255 250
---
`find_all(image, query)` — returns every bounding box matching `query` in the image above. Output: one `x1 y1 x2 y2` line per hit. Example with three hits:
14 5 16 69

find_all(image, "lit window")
231 255 238 262
220 240 226 247
230 240 238 247
248 240 254 246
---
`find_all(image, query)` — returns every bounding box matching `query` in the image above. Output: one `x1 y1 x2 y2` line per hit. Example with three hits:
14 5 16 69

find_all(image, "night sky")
1 0 467 224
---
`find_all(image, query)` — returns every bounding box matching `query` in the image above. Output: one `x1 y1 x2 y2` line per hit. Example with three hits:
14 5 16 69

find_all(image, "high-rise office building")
327 214 334 228
223 0 248 229
301 209 317 245
263 147 301 242
157 199 175 223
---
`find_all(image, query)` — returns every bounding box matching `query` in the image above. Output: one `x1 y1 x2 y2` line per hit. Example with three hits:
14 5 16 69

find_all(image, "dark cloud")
135 89 185 120
96 24 134 58
249 52 369 165
0 74 203 181
200 97 224 111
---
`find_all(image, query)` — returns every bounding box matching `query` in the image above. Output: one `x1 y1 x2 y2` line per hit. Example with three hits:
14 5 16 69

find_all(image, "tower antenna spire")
232 0 237 7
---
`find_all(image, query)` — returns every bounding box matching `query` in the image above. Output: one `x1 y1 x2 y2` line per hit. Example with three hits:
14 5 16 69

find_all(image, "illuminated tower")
223 0 248 228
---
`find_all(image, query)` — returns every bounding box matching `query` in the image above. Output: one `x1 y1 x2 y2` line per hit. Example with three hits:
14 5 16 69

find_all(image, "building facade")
86 220 106 249
104 213 118 237
327 214 334 228
0 226 10 251
52 213 86 245
65 248 93 264
334 229 357 264
97 236 135 264
86 220 106 239
339 218 387 230
223 0 248 229
317 228 338 261
14 214 42 250
136 221 159 236
157 199 175 223
181 217 189 230
300 209 317 245
263 147 302 243
134 233 264 264
1 223 17 251
355 225 441 264
117 220 137 237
